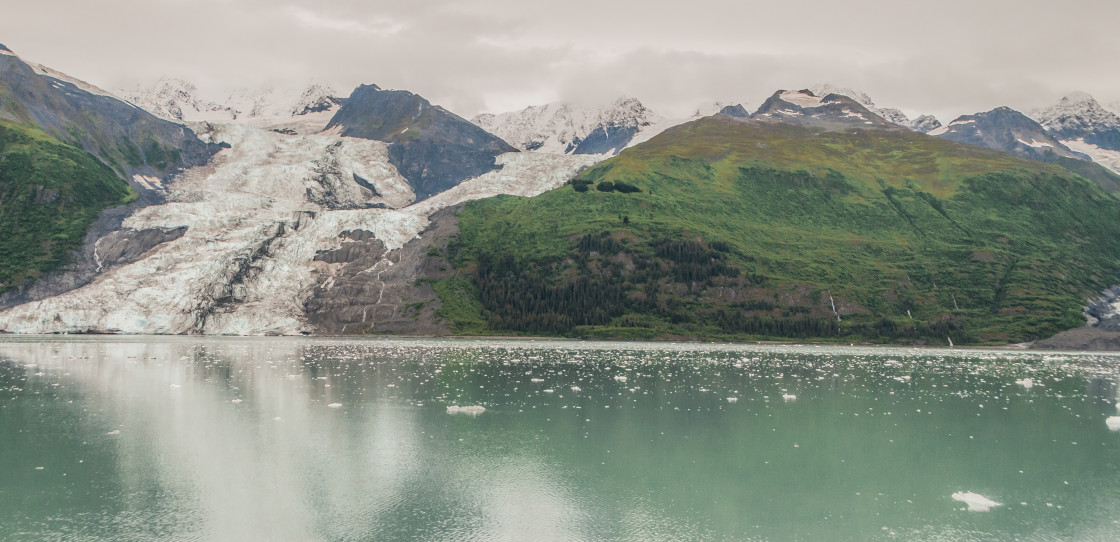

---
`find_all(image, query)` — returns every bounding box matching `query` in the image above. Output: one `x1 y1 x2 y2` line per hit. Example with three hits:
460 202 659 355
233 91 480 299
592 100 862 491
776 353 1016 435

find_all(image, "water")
1 337 1119 541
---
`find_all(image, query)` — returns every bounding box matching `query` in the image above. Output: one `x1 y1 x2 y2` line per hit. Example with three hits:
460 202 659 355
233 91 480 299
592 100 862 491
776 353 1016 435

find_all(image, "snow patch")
780 90 825 108
1062 138 1120 175
1016 139 1051 149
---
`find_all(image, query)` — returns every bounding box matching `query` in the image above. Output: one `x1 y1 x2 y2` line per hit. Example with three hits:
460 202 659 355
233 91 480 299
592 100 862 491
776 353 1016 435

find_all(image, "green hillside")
0 121 135 292
436 116 1120 344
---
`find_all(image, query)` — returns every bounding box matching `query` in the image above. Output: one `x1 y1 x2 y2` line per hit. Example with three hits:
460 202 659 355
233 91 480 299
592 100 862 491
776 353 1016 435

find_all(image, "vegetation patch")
0 121 135 293
435 117 1120 344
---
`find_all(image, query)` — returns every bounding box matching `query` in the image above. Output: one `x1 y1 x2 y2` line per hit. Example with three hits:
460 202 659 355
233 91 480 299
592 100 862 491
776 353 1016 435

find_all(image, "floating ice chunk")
447 405 486 416
231 399 243 404
543 389 555 393
571 386 581 392
614 376 628 383
727 397 738 403
1015 378 1034 389
782 394 797 402
530 378 545 383
953 491 1002 512
106 430 121 435
327 403 342 409
1106 416 1120 432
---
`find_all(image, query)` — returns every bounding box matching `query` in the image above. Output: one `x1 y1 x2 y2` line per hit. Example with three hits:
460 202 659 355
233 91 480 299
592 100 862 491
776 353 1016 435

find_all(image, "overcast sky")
5 0 1120 122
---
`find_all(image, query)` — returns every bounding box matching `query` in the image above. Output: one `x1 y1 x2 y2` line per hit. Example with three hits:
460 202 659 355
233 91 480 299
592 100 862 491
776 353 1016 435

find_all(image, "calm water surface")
1 337 1119 541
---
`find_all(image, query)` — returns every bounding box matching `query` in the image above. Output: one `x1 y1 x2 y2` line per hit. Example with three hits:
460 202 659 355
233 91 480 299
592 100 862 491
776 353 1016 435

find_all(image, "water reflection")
1 338 1120 541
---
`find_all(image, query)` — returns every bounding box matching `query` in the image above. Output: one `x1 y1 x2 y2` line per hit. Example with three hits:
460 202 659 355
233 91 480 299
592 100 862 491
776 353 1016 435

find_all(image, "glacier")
0 121 600 335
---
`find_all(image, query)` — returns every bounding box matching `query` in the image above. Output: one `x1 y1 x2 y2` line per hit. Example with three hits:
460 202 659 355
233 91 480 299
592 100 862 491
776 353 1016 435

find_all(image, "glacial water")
1 337 1119 541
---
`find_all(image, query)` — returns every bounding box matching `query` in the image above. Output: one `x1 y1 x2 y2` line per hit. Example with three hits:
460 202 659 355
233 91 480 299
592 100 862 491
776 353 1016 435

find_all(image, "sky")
4 0 1120 122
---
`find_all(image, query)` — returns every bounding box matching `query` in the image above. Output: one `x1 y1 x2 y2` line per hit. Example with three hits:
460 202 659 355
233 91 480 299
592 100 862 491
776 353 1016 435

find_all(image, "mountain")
809 84 943 133
0 45 216 185
929 106 1120 193
120 79 347 132
471 97 675 155
326 84 518 201
751 89 899 129
0 44 217 299
1031 93 1120 175
432 110 1120 344
931 106 1084 161
718 104 751 118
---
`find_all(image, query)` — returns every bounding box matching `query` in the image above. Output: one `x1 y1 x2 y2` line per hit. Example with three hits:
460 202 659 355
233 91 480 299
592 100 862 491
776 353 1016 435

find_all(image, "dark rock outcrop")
718 104 751 118
326 84 516 201
305 207 461 335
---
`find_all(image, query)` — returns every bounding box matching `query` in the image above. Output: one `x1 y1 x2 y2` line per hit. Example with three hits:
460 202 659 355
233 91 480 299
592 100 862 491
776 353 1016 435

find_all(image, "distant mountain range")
119 78 348 126
5 40 1120 347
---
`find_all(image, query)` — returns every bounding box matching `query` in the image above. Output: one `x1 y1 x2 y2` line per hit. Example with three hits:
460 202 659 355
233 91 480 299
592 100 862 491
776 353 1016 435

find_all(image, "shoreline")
2 331 1111 354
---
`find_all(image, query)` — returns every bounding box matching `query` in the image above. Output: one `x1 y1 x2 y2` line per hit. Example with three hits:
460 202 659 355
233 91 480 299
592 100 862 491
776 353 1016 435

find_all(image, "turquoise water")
1 337 1119 541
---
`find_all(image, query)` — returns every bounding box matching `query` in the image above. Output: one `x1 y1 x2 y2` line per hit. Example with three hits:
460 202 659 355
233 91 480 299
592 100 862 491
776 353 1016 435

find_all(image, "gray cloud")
4 0 1119 121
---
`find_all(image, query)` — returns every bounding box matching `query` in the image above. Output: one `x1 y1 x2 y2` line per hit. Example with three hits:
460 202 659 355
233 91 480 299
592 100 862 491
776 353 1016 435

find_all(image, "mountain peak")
0 43 13 55
751 88 895 129
808 84 941 132
471 97 665 155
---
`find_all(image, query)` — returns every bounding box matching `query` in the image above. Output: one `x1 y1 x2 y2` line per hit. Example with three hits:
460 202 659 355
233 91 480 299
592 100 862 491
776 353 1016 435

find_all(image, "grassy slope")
440 117 1120 344
0 120 135 292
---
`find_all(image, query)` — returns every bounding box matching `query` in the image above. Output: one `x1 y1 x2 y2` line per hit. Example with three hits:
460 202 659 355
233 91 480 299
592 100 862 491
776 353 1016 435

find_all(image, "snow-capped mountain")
751 89 898 129
1031 93 1120 174
930 106 1084 162
472 97 755 156
810 84 942 133
120 79 348 131
472 97 671 155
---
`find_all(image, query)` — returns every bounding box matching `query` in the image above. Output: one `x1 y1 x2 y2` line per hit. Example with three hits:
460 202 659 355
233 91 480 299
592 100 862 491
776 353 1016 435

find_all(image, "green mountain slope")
0 121 135 292
436 116 1120 344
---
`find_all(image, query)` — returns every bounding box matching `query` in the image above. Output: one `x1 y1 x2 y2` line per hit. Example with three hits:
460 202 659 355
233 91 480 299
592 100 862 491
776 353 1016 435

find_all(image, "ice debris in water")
953 491 1002 512
1015 378 1034 389
727 397 738 403
106 430 121 436
614 376 628 383
571 386 581 392
447 405 486 416
327 403 342 409
1106 416 1120 432
782 394 797 402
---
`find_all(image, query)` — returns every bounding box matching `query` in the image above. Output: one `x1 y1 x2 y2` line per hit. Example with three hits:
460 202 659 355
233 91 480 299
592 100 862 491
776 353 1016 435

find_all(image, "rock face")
327 84 518 201
0 47 217 188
